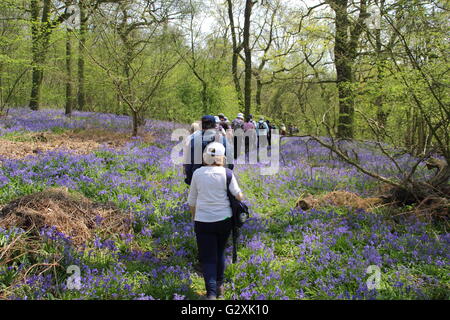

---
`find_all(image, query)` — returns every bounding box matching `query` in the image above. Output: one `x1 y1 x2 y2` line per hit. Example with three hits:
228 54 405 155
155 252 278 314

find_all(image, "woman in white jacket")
187 142 244 300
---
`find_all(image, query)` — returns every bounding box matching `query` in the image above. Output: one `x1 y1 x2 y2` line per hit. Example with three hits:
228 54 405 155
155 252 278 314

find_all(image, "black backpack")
257 121 266 130
225 168 250 263
184 131 232 185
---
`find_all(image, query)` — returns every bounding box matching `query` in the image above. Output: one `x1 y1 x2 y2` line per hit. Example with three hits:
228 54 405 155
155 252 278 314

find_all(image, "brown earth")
0 129 153 160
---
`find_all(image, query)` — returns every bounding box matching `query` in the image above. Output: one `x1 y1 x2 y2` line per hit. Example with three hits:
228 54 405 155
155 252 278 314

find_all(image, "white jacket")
187 166 242 222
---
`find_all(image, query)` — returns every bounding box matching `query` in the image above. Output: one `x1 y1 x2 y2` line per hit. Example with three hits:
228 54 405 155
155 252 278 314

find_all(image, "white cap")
204 142 226 157
237 113 244 119
214 116 220 123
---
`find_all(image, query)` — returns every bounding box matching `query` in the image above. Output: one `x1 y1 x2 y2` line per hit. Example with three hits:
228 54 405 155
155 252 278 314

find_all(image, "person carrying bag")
187 142 245 300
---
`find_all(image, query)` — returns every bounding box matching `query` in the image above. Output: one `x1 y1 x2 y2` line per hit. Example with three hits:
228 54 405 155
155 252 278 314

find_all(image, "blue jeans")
195 218 232 297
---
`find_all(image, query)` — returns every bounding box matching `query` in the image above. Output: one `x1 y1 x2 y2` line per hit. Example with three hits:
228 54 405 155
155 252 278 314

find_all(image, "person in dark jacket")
183 115 234 185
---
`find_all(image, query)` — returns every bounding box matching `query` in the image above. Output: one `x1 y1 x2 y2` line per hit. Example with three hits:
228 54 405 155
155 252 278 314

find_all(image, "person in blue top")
255 116 269 135
256 116 269 154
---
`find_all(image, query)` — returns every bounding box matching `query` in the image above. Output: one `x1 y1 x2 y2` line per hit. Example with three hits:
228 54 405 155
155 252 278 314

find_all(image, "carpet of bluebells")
0 108 448 300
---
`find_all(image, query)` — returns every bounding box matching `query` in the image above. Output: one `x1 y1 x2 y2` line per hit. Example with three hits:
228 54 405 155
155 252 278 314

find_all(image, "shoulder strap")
225 167 238 264
190 135 195 164
225 168 232 191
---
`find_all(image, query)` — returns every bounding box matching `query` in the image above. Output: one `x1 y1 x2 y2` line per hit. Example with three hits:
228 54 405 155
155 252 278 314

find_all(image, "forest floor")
0 108 448 300
0 128 153 160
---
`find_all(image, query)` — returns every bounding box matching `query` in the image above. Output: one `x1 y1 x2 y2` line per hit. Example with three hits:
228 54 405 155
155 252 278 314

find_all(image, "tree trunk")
417 115 426 156
374 0 388 130
426 158 450 189
29 0 52 111
255 77 262 114
404 105 413 150
374 28 388 129
243 0 253 119
65 28 73 116
201 81 208 115
334 0 354 139
0 64 3 108
386 159 450 208
118 6 134 116
227 0 244 109
232 53 244 109
29 0 42 111
329 0 367 138
29 68 44 111
131 109 139 137
77 0 87 111
117 92 124 115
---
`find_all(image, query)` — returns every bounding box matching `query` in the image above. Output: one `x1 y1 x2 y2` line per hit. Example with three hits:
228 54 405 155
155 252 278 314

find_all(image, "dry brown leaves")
0 128 154 160
296 191 383 212
0 187 132 247
0 188 132 298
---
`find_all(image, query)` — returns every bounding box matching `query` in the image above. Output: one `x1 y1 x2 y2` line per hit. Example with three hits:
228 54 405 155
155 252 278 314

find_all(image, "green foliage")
0 0 447 152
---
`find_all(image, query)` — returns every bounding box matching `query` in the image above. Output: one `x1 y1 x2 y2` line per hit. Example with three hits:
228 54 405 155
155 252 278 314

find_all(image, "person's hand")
236 192 245 202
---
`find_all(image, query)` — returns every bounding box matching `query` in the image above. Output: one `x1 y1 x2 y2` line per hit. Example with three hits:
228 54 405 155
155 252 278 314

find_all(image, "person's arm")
229 174 244 201
189 205 196 222
183 134 191 165
187 173 199 221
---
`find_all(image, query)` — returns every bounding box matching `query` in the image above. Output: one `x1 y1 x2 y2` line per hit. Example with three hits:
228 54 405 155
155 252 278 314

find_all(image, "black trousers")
194 218 232 297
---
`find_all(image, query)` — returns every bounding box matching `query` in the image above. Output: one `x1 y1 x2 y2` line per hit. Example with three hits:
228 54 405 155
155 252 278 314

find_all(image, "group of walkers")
183 112 279 300
187 113 279 161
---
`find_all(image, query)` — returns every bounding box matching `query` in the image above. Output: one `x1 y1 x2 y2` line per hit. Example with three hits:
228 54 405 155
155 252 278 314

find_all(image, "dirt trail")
0 129 153 160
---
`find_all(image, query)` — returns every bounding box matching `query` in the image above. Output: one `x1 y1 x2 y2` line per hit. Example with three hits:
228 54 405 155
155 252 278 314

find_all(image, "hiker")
288 124 299 135
187 142 244 300
265 120 278 148
256 116 269 136
218 113 226 121
217 113 233 141
249 114 257 128
231 113 245 131
215 116 226 136
266 120 272 148
218 113 232 128
243 116 256 132
256 116 269 153
231 113 245 160
218 114 229 130
280 123 287 136
243 116 256 157
183 115 233 185
190 121 201 134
